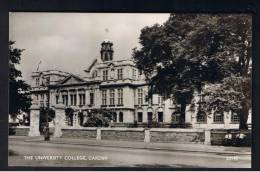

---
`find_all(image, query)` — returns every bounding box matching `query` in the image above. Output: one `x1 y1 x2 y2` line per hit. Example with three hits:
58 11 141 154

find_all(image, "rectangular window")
79 94 85 105
56 95 59 104
36 78 40 86
119 112 123 122
197 111 207 123
213 113 224 123
41 94 44 100
79 94 82 105
62 95 68 106
138 112 143 122
83 94 85 105
110 89 115 105
132 69 136 79
117 68 123 80
231 112 240 123
145 95 149 103
90 92 94 105
138 70 142 79
103 70 108 81
158 112 163 122
138 89 143 105
117 88 123 105
102 90 107 105
72 95 76 106
70 95 74 105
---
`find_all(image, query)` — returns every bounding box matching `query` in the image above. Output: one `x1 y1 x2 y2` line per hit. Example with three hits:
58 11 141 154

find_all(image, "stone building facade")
28 40 251 136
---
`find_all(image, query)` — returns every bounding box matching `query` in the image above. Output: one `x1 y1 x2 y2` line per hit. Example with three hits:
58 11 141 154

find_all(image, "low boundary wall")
60 127 206 144
210 129 251 146
13 126 30 136
21 126 251 146
61 127 97 139
150 128 205 143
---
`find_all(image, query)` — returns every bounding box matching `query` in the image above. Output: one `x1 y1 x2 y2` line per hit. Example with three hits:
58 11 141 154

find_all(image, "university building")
29 40 251 135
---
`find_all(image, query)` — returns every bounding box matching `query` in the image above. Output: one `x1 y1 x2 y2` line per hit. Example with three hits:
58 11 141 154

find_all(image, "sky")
9 13 170 84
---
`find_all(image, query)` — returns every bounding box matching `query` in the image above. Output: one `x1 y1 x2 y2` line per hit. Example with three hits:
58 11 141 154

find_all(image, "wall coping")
16 126 30 129
61 127 145 131
150 128 205 132
62 127 97 130
60 127 207 132
100 127 145 131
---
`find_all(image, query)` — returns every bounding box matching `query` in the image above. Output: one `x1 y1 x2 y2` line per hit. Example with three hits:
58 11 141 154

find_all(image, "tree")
187 14 252 129
133 14 230 124
84 108 114 127
9 41 32 120
133 14 251 129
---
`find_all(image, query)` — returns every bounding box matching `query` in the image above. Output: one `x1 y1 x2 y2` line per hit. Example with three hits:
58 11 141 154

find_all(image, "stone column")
204 129 211 145
28 102 41 136
67 90 71 106
96 128 101 140
144 129 150 143
76 90 79 106
85 89 90 105
53 97 65 138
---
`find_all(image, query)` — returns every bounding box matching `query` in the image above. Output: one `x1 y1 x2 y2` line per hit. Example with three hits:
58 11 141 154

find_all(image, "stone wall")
211 129 251 146
14 126 30 136
101 128 145 141
61 127 97 139
150 128 205 143
59 127 205 144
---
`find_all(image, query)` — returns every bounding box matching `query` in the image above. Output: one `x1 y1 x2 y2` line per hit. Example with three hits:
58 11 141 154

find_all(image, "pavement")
9 135 251 155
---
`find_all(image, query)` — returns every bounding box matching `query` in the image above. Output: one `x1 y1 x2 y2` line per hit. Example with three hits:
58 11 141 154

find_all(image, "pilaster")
28 102 41 136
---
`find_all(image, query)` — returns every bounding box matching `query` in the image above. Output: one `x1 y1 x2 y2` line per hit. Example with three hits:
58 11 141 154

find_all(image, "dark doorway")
138 112 143 122
147 112 153 124
158 112 163 122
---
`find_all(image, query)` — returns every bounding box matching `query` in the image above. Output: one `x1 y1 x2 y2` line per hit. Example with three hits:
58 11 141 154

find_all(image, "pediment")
58 75 85 85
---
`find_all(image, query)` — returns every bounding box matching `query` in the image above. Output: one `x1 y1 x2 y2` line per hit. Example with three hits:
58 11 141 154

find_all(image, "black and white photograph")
8 12 252 168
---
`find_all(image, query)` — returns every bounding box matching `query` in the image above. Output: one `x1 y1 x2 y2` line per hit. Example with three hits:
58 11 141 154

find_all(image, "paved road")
9 138 251 168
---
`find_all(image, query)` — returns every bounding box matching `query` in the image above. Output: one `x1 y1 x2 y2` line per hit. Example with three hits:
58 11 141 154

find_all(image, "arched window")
197 111 207 123
119 112 123 122
213 112 224 123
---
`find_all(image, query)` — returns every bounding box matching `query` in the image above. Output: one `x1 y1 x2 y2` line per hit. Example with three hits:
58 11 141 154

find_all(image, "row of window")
101 68 143 81
102 68 123 81
137 112 164 123
102 88 123 106
112 112 124 122
171 112 240 123
137 89 164 105
58 92 95 106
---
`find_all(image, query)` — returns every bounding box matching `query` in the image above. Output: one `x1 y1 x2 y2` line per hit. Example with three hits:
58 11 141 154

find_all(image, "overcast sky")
9 13 169 84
